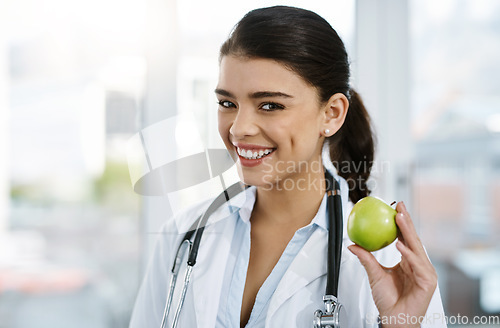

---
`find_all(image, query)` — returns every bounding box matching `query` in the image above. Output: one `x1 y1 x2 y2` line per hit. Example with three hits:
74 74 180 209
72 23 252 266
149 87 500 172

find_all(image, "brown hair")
220 6 375 203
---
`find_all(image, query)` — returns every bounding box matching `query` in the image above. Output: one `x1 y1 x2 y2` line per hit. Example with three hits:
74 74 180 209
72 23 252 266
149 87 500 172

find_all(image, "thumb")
348 244 385 283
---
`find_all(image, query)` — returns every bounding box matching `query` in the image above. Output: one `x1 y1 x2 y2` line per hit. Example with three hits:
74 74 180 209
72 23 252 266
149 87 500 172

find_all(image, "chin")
235 163 276 188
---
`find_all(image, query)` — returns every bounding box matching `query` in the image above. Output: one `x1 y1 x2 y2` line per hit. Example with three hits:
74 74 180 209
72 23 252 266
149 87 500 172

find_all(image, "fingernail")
401 201 407 212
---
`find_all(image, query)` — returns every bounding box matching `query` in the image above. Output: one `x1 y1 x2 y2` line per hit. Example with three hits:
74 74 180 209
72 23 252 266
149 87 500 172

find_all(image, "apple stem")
390 201 396 206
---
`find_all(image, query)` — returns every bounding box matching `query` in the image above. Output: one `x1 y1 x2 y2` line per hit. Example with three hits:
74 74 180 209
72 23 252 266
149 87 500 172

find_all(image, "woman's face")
216 55 329 188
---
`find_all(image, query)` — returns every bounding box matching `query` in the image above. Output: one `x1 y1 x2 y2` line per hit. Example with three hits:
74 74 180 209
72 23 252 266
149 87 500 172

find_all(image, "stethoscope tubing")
188 182 246 266
325 171 342 297
161 182 246 328
161 171 342 328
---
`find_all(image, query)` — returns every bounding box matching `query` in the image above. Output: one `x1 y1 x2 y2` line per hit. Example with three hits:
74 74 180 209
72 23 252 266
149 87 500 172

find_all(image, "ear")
321 93 349 137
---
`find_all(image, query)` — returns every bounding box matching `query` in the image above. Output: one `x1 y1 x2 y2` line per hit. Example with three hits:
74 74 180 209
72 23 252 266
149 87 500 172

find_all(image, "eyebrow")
250 91 293 99
214 88 293 99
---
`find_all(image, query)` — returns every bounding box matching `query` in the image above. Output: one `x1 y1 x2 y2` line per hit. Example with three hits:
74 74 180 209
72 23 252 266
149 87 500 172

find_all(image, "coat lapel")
267 227 350 319
190 210 237 328
186 186 255 328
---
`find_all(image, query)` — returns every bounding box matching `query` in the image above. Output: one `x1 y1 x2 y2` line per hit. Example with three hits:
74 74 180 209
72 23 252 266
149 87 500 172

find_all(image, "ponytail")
328 89 375 203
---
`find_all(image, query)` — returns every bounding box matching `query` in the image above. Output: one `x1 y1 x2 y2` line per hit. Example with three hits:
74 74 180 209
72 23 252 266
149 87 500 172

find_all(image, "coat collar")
188 168 353 327
266 172 352 318
189 186 255 328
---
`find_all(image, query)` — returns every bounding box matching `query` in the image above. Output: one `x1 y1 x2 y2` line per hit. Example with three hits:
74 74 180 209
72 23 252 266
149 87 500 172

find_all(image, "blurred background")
0 0 499 327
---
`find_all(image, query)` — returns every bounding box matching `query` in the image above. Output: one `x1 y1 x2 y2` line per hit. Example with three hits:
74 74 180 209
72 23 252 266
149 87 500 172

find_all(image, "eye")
217 100 237 111
260 102 285 111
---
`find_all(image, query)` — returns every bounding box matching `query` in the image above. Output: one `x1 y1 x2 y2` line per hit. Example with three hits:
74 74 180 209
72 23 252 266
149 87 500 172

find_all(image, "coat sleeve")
129 220 179 328
129 198 212 328
371 243 448 328
422 284 447 328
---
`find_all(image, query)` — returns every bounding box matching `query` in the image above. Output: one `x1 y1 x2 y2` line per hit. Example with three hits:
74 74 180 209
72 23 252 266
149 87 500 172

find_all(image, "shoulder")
160 184 257 236
160 196 214 237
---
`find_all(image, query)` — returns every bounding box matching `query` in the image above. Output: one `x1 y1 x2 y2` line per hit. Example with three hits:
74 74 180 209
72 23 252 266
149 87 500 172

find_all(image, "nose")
229 106 259 139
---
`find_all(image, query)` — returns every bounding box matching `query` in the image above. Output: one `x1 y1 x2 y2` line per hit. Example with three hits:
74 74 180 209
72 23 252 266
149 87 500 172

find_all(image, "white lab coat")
130 175 447 328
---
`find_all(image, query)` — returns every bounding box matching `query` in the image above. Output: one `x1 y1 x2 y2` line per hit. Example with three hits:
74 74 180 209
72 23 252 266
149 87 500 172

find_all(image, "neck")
252 163 327 230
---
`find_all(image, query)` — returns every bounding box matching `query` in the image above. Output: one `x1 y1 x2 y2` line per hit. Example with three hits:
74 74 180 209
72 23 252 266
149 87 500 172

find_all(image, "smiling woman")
130 6 446 328
216 56 333 188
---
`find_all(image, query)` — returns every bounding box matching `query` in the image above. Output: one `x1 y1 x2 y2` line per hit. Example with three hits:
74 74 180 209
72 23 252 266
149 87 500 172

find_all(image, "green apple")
347 196 398 252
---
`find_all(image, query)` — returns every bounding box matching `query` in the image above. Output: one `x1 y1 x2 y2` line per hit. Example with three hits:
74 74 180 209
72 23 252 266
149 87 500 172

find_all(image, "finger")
398 254 414 277
396 241 436 286
395 203 425 256
396 240 421 275
397 228 406 245
348 245 386 284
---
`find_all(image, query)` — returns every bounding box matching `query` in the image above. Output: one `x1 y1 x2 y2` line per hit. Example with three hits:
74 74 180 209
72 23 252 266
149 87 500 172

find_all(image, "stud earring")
324 129 330 136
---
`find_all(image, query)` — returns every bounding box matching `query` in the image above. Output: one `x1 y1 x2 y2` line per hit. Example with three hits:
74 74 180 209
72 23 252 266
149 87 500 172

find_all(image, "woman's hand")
348 202 438 328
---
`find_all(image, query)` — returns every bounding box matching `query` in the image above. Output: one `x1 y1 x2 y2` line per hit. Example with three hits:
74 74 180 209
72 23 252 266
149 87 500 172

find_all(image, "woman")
130 6 446 328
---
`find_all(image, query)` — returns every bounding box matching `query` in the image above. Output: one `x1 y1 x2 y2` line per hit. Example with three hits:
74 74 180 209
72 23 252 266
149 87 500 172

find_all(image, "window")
0 0 145 326
411 0 500 321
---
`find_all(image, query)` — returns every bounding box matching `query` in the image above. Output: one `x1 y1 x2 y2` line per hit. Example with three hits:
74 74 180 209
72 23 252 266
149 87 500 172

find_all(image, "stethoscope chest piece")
313 296 347 328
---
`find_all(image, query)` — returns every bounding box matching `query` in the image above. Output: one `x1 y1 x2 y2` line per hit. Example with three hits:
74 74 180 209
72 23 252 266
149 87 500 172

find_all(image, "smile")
236 147 275 160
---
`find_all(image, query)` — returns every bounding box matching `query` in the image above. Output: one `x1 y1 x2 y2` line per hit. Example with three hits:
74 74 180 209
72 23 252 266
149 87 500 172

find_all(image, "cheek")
275 115 319 148
217 113 232 144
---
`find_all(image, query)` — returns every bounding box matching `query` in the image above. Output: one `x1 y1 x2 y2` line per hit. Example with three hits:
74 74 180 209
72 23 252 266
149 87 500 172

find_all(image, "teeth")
237 147 274 160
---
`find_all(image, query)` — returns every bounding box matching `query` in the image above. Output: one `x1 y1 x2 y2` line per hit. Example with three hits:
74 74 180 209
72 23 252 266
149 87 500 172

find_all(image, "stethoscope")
160 169 346 328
